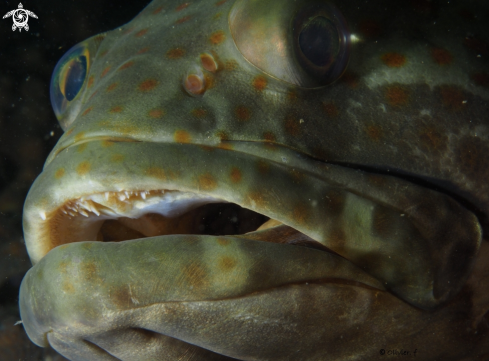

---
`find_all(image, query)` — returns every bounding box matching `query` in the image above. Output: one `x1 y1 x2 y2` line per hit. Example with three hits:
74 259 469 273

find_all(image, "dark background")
0 0 151 359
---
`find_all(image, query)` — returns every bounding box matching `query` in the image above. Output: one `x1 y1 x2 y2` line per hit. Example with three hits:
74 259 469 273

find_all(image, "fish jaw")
23 139 481 311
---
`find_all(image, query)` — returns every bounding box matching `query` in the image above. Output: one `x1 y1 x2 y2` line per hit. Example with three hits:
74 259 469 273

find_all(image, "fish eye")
50 42 90 129
293 3 350 85
230 0 350 88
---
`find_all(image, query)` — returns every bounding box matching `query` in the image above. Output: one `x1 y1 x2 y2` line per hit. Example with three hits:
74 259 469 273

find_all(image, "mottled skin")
19 0 489 360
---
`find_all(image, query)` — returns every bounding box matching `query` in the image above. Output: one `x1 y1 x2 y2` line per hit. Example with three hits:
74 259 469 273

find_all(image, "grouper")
19 0 489 359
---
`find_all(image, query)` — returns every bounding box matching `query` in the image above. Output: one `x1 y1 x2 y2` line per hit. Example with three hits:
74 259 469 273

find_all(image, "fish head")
19 0 489 359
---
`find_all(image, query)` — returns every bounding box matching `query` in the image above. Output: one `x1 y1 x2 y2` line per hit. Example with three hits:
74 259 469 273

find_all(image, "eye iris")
50 43 90 124
299 16 339 67
59 55 87 101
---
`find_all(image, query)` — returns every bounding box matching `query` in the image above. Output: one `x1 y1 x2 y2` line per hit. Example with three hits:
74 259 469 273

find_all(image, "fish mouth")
20 137 483 356
23 137 481 310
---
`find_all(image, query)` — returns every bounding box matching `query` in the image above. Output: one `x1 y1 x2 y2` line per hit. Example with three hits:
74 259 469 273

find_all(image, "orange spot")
252 75 267 91
146 167 168 180
184 74 205 95
322 102 339 117
135 28 149 37
200 145 215 152
263 131 276 143
176 15 191 24
365 125 383 141
55 168 65 179
472 72 489 88
284 117 301 136
192 108 207 118
65 128 75 136
88 90 98 101
74 132 86 142
109 106 123 113
292 204 308 225
340 72 359 88
106 83 118 92
419 127 446 151
102 140 114 147
216 131 229 141
100 66 112 78
245 191 266 209
174 130 191 143
111 154 124 162
287 91 298 102
63 282 75 294
215 0 228 5
218 142 233 150
76 161 91 176
148 108 165 118
87 75 94 88
200 53 218 72
137 47 150 54
381 53 406 67
176 3 190 11
230 167 242 183
257 160 270 174
209 31 225 45
198 173 217 191
94 35 106 43
217 238 230 246
99 50 109 58
224 60 238 71
77 143 88 153
138 79 158 92
203 73 215 89
368 175 388 187
82 107 93 116
431 48 453 65
153 6 164 14
359 20 382 38
235 106 251 121
289 169 304 184
218 256 237 272
440 86 465 111
385 85 409 107
166 48 185 59
118 61 135 71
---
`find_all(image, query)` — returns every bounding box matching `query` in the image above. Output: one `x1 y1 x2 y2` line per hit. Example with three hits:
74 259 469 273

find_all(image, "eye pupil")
62 56 87 101
299 16 339 67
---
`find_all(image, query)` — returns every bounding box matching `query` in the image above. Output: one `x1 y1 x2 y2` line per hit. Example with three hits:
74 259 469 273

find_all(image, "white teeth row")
44 190 162 221
40 189 223 221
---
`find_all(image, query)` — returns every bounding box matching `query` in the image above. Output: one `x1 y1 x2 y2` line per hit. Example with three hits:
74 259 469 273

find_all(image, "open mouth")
45 186 340 264
20 139 484 358
23 139 482 311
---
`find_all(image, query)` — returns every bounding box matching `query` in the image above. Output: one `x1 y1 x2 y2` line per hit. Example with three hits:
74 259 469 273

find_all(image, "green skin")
19 0 489 359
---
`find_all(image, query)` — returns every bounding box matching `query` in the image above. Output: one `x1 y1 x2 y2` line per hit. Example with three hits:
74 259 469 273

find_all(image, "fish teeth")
79 210 89 217
141 192 146 199
105 192 110 200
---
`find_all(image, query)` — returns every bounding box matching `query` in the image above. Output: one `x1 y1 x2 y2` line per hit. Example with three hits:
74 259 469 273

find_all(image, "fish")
19 0 489 359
